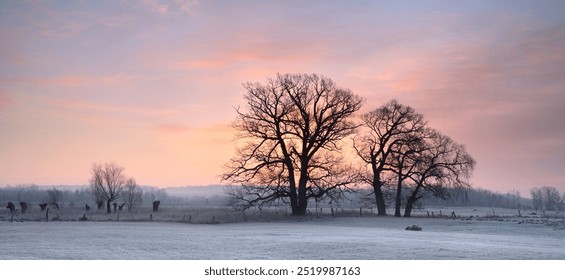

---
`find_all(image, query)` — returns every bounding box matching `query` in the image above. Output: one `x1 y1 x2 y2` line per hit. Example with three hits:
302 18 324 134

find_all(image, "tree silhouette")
89 162 128 214
353 100 426 216
355 100 475 217
403 129 475 217
223 73 363 215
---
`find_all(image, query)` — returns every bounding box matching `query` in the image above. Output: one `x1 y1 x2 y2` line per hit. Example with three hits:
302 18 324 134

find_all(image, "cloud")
0 89 16 110
174 59 231 70
140 0 198 15
153 122 233 137
1 74 132 87
0 31 29 65
48 98 183 118
154 123 191 133
2 1 564 189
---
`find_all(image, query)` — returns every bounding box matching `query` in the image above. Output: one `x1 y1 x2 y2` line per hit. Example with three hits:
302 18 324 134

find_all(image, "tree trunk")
106 200 112 214
288 184 300 215
292 203 307 216
373 187 387 216
290 194 307 215
404 197 415 217
394 172 403 217
373 174 387 216
292 182 308 216
404 185 421 217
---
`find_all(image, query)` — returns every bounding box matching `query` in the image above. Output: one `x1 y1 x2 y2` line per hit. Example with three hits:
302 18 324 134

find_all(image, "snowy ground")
1 213 564 260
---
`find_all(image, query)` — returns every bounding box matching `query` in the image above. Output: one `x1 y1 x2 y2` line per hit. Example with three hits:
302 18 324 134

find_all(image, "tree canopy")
223 73 363 215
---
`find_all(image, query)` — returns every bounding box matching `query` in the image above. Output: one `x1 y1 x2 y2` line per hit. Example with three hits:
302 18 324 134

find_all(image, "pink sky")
1 0 564 195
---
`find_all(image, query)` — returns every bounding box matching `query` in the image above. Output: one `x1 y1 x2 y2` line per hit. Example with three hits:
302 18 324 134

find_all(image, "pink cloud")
153 122 233 136
1 74 132 87
174 59 231 70
154 123 191 133
0 90 16 110
48 98 184 119
140 0 198 15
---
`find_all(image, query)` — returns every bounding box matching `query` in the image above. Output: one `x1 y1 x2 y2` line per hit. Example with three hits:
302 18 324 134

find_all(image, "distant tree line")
373 185 564 211
530 186 565 211
0 183 176 213
418 187 524 209
4 183 562 213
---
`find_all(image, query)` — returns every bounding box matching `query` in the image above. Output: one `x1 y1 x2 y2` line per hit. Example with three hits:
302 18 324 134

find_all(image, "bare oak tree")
89 162 128 214
122 177 143 211
353 100 426 216
222 73 363 215
403 129 475 217
389 132 427 217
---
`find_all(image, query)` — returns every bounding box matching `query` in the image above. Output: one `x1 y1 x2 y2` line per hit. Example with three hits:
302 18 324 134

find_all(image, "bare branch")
222 73 363 215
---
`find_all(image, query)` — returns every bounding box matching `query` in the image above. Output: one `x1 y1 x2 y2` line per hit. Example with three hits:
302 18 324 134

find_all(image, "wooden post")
46 208 49 221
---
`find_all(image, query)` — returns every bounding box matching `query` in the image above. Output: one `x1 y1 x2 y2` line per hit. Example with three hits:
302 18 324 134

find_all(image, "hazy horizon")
1 1 564 195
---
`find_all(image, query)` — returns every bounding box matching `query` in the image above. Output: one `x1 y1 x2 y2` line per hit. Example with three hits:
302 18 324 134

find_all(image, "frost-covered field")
1 213 564 260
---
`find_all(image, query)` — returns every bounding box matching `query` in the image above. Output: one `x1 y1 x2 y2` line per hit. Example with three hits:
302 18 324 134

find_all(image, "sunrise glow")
1 1 564 194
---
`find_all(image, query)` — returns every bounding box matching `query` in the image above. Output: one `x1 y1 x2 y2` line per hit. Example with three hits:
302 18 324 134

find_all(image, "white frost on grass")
1 216 563 260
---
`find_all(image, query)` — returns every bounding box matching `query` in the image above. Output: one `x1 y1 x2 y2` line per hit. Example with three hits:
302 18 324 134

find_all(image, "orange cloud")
48 98 185 119
154 123 191 133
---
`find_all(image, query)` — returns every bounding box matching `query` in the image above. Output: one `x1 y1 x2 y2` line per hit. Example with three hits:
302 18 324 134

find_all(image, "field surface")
1 214 564 260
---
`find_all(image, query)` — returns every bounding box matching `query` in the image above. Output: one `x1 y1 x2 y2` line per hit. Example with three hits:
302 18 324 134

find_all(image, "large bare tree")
389 132 427 217
89 162 128 214
403 129 476 217
223 73 363 216
353 100 426 216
